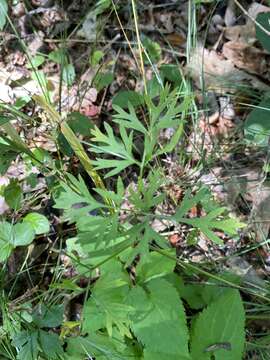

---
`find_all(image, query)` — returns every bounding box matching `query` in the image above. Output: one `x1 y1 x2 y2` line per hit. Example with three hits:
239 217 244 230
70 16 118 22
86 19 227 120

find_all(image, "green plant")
244 12 270 146
0 0 7 30
0 70 248 359
0 2 267 359
4 302 64 360
48 86 246 359
0 213 49 262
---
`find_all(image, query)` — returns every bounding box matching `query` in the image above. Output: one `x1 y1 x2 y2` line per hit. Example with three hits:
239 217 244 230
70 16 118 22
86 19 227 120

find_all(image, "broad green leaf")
26 55 45 69
67 333 136 360
160 64 182 85
12 223 35 246
57 132 73 156
256 12 270 53
32 147 52 165
33 304 64 328
95 0 112 15
112 91 144 108
23 212 50 235
90 50 104 66
0 144 17 174
136 251 176 283
67 111 94 136
83 260 133 337
147 77 163 99
244 97 270 146
201 273 241 305
93 71 114 91
128 278 190 359
0 221 13 261
62 63 75 86
13 331 39 360
4 180 22 210
144 351 189 360
39 330 64 359
180 284 206 310
48 49 68 64
190 289 245 360
50 279 82 293
0 0 7 30
0 221 35 259
142 36 161 63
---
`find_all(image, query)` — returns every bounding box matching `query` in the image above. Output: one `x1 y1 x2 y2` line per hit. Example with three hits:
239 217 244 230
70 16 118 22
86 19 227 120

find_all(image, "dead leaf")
82 88 98 104
187 45 270 92
157 12 174 33
224 22 256 45
0 85 14 103
166 33 185 46
77 10 96 41
223 41 269 77
81 104 100 117
224 2 270 46
28 31 45 56
248 2 270 18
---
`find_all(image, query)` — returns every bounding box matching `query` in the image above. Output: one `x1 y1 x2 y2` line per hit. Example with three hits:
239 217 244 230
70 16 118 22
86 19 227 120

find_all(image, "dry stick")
233 0 270 36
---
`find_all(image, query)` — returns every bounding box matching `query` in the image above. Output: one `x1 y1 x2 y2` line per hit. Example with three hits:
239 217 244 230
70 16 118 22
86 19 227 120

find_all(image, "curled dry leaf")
223 41 270 79
224 22 256 44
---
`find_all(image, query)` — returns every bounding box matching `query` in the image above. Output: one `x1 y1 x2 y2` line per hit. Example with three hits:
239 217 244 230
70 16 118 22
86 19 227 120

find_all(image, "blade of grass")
131 0 147 95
